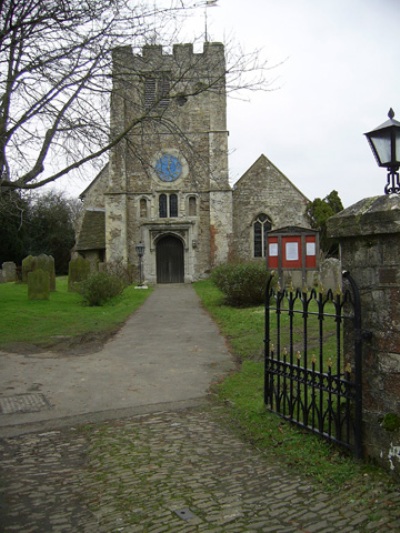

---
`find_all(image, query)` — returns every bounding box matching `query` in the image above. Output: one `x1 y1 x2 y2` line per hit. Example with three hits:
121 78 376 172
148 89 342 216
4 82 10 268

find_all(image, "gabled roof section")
79 163 109 200
75 209 105 251
233 154 309 203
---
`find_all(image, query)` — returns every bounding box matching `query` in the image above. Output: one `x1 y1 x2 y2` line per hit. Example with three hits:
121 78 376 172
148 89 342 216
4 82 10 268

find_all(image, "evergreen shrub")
211 261 270 306
79 272 125 306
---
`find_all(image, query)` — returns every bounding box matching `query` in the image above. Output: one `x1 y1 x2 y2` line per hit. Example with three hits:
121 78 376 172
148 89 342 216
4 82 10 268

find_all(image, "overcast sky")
179 0 400 207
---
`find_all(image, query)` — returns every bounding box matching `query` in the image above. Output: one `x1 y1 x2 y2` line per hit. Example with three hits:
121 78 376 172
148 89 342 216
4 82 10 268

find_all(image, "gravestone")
22 254 56 290
22 255 36 283
2 262 17 282
28 269 50 300
68 255 90 292
36 254 56 291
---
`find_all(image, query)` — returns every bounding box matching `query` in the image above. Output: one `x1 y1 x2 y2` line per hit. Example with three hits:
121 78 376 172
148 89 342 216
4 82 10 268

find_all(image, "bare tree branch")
0 0 275 192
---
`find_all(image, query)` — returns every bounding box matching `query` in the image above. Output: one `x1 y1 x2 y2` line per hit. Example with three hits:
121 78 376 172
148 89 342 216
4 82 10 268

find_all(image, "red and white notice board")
267 228 319 271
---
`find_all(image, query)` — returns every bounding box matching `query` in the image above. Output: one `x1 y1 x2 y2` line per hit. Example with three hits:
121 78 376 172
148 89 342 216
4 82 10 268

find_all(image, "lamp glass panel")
369 131 392 166
395 129 400 161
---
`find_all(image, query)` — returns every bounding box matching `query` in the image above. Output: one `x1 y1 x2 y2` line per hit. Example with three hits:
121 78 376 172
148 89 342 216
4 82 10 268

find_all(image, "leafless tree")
0 0 274 192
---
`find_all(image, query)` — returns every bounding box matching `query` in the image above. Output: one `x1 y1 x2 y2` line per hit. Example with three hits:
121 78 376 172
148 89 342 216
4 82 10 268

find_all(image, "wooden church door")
156 236 184 283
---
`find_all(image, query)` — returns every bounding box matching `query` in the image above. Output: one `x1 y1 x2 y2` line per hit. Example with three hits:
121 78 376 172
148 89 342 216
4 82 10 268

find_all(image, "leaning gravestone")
28 269 50 300
68 256 90 292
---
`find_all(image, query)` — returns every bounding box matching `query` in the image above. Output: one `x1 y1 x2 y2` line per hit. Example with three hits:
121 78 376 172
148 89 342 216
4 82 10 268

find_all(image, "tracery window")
253 214 272 257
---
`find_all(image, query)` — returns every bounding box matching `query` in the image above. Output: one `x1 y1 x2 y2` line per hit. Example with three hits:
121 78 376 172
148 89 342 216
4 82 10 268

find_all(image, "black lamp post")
364 108 400 194
135 242 145 286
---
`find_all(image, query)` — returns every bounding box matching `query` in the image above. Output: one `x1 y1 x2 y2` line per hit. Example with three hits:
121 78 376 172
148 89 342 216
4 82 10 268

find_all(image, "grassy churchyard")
0 276 397 498
0 277 152 350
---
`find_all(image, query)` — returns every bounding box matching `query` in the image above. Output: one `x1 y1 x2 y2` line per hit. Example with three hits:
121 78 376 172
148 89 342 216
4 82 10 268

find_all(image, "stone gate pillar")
328 195 400 477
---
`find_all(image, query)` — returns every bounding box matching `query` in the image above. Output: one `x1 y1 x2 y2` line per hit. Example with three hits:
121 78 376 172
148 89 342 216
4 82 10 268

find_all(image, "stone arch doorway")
156 235 184 283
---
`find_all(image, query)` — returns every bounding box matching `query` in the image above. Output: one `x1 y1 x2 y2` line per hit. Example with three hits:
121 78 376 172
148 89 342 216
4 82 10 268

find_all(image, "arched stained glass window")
253 214 272 257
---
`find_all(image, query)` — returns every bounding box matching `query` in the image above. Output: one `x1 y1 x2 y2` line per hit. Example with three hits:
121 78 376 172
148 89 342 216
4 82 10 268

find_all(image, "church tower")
106 42 232 283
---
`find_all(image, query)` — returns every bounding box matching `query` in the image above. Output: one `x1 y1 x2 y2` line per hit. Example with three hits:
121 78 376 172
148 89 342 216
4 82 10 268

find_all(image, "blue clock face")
155 154 182 182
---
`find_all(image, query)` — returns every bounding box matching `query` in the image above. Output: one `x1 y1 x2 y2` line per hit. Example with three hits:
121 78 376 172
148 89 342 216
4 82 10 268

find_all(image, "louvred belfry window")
145 73 171 110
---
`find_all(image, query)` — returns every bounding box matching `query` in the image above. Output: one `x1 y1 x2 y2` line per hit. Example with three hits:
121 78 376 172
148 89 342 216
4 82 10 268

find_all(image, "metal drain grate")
173 508 196 521
0 393 51 414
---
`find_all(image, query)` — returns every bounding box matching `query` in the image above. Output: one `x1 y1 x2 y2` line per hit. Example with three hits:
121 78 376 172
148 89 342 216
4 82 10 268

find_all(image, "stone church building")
75 42 310 283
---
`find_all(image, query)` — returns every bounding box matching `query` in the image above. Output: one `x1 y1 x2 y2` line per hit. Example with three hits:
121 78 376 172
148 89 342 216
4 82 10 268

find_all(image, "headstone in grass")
68 255 91 292
22 255 36 283
36 254 56 291
22 254 56 290
2 262 17 282
28 269 50 300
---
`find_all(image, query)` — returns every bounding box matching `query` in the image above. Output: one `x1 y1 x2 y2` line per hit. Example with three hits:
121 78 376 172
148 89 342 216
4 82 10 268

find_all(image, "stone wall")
328 195 400 477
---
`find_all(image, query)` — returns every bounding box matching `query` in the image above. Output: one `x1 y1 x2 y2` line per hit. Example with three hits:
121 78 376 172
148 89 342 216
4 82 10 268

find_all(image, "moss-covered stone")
381 413 400 432
28 269 50 300
22 255 36 283
35 254 56 291
68 256 91 292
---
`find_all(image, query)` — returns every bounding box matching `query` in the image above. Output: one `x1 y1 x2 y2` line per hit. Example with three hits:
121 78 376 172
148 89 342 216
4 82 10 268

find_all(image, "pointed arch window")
253 214 272 257
170 194 178 217
189 196 197 216
140 198 148 218
159 193 178 218
159 194 167 218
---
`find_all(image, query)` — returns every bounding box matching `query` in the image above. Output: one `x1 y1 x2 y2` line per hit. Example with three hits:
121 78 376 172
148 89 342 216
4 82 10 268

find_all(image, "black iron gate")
264 271 363 457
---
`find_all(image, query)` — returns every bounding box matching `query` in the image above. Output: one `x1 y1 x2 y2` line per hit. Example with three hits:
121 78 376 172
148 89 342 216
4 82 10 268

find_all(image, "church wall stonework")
106 42 231 281
79 164 109 209
232 155 310 260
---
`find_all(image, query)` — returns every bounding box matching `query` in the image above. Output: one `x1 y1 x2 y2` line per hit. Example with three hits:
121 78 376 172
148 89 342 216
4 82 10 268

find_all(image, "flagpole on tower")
204 0 219 42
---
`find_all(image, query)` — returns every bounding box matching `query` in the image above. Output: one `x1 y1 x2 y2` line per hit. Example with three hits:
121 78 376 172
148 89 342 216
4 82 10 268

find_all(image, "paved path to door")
0 285 234 436
0 285 399 531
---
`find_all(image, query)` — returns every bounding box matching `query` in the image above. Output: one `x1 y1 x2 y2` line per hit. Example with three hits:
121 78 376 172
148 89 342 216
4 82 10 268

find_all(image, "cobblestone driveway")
1 406 399 532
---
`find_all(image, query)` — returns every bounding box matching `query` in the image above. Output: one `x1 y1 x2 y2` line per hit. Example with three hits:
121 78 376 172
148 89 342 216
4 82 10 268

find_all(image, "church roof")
79 163 109 200
75 209 105 251
233 154 309 203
